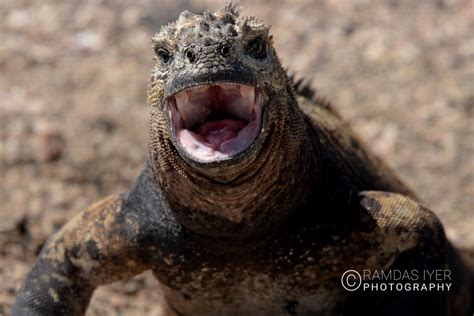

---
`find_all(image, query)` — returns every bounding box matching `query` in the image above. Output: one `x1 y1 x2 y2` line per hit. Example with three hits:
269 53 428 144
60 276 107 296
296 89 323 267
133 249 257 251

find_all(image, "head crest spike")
222 1 241 17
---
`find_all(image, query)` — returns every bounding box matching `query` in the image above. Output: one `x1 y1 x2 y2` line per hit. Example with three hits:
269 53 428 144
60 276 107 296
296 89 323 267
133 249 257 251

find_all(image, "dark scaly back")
289 72 418 206
286 70 338 116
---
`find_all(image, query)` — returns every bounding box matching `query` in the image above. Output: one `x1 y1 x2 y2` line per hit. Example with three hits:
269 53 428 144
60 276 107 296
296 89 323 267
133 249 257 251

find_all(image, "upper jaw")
166 82 264 164
165 67 258 97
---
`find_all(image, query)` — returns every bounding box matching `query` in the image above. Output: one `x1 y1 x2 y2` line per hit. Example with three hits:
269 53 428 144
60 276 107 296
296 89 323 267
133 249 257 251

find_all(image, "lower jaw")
176 120 261 162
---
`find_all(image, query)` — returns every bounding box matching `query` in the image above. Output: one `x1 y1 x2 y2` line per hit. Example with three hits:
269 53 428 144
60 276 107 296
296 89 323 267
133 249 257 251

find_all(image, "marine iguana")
13 4 472 316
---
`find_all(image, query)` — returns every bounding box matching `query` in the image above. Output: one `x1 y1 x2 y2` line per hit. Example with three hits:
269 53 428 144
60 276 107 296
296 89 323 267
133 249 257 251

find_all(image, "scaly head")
147 4 312 237
148 3 289 167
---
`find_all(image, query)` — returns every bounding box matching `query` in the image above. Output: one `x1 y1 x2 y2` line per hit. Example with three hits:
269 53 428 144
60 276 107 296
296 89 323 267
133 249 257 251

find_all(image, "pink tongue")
195 119 246 146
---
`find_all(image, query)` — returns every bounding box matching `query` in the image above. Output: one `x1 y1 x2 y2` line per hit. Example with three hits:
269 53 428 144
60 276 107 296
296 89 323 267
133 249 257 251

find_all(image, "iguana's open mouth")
167 83 263 162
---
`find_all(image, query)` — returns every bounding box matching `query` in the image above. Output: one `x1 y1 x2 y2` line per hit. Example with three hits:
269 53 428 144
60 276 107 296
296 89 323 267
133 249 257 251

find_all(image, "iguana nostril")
186 49 196 63
221 45 230 57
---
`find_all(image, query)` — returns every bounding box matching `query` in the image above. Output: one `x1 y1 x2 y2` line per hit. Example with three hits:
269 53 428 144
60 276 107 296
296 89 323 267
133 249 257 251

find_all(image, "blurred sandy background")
1 0 473 314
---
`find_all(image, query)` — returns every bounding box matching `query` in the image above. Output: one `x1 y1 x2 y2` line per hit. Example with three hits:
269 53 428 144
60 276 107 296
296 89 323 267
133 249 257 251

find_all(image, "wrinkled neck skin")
148 82 315 238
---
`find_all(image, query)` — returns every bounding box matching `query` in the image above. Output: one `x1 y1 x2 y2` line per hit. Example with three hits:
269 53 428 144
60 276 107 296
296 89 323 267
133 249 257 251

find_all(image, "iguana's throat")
149 89 314 238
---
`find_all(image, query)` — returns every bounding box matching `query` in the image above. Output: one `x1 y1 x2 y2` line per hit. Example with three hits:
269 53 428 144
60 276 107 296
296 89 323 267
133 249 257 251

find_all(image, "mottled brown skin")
13 4 472 316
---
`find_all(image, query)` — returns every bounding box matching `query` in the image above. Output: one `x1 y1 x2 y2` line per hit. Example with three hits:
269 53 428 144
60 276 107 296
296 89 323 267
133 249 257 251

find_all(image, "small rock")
74 31 103 51
34 122 65 162
6 9 33 29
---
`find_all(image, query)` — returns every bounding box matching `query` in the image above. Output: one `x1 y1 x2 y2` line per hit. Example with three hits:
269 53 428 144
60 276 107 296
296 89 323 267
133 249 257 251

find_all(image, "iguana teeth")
220 83 240 90
192 85 210 93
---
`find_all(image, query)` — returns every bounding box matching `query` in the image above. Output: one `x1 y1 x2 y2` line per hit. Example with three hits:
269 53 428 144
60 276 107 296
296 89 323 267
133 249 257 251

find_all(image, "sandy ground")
1 0 473 314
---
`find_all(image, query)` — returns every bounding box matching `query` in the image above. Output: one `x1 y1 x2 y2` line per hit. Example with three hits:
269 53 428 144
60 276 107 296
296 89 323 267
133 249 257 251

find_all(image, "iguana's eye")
156 47 172 64
246 37 266 59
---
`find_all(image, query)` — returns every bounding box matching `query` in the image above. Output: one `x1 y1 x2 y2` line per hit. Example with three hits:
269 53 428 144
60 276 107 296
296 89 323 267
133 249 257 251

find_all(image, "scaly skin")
13 4 472 315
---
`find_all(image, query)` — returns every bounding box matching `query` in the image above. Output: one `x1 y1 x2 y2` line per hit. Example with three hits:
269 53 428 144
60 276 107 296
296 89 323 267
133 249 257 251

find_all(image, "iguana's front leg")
349 191 471 316
12 195 147 316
